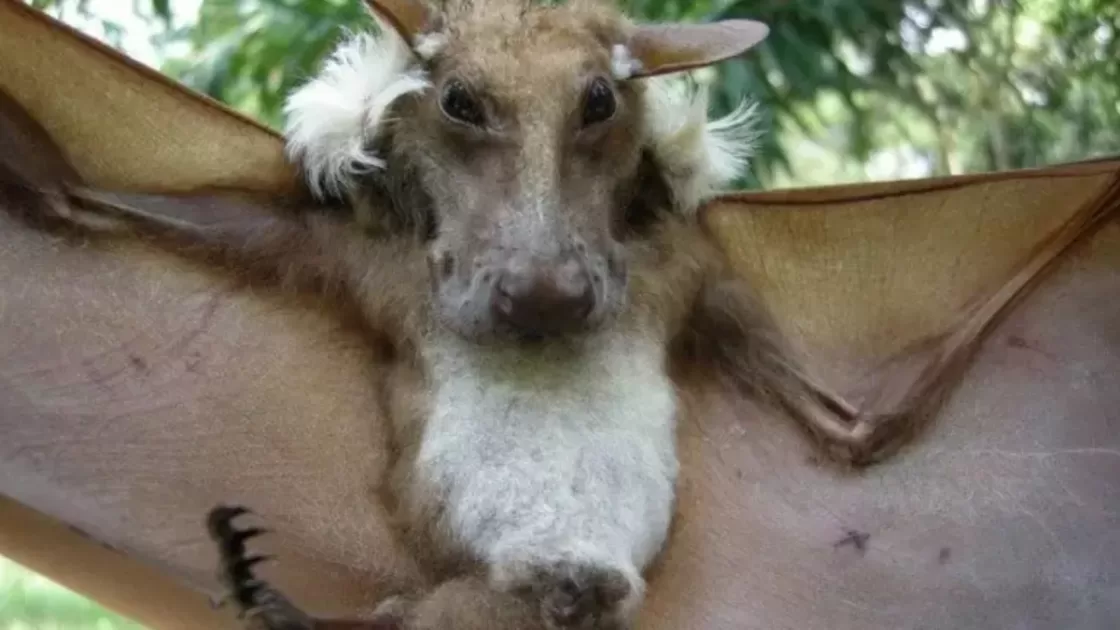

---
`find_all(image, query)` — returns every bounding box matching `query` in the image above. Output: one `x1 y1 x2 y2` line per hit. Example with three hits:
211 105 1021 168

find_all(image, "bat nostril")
493 279 515 315
491 256 596 336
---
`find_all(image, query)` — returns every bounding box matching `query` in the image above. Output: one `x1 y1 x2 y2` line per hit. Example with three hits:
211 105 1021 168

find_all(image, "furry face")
395 7 646 341
283 0 764 343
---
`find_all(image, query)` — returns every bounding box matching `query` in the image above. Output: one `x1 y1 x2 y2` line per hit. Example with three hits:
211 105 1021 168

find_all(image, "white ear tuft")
703 97 763 187
413 32 449 61
610 44 644 80
282 22 431 201
640 72 763 213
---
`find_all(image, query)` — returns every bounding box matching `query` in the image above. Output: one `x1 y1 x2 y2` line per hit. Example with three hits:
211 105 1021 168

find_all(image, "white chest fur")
416 325 680 579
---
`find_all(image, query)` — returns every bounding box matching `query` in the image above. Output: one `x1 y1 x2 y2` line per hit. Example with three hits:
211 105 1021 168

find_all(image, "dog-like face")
398 6 645 340
283 0 768 342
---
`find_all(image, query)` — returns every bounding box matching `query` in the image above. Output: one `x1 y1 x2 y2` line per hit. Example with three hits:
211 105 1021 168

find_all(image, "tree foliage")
24 0 1120 188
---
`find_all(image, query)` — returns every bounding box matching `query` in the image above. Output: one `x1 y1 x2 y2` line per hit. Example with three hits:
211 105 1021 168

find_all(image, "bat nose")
492 254 595 336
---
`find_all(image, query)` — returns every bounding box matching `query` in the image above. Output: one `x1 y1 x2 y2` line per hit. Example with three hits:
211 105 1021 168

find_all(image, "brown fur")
357 0 650 341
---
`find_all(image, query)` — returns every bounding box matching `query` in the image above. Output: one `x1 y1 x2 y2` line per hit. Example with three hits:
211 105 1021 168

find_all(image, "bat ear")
614 19 770 79
363 0 446 55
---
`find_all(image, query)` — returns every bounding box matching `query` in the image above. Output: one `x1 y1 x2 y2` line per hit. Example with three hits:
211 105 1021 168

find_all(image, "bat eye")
581 78 616 127
440 80 485 127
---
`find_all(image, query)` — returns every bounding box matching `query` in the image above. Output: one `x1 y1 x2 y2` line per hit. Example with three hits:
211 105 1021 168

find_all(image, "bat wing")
1 2 1118 629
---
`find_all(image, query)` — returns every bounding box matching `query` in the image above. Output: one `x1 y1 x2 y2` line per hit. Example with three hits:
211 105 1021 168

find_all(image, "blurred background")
2 0 1118 627
17 0 1120 190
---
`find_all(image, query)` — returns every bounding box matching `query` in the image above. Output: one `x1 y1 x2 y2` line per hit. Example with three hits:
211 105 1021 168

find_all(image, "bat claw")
205 504 316 629
227 527 272 549
207 504 253 540
235 554 275 572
